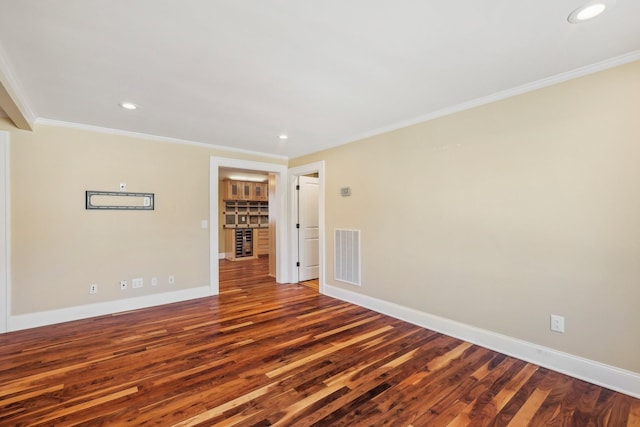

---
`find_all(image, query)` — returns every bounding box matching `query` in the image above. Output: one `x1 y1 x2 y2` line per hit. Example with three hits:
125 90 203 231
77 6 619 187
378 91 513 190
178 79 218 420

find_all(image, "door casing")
296 175 320 282
288 161 325 291
0 131 9 333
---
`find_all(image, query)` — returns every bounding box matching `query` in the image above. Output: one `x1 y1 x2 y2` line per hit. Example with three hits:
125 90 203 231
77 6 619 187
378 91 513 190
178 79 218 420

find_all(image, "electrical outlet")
551 314 565 333
151 277 158 286
89 283 98 294
132 277 144 288
168 275 175 285
120 280 128 290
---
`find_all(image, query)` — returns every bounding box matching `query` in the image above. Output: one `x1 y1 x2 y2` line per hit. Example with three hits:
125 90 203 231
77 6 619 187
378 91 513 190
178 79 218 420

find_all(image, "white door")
297 176 319 282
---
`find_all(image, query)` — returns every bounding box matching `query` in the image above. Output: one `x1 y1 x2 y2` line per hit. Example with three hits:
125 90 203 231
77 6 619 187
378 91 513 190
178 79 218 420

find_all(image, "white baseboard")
324 284 640 399
8 286 213 332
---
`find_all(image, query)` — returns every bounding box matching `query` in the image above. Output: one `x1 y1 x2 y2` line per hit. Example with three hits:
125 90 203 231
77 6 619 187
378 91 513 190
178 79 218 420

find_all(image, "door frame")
288 161 325 291
210 157 289 293
0 131 8 333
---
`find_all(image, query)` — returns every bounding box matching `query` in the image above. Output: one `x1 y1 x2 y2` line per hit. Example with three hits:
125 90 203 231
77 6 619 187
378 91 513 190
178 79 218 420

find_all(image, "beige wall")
2 119 283 314
291 60 640 373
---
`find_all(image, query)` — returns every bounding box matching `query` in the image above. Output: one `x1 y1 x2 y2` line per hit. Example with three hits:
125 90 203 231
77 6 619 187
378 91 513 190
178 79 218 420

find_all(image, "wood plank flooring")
299 278 319 292
1 257 638 426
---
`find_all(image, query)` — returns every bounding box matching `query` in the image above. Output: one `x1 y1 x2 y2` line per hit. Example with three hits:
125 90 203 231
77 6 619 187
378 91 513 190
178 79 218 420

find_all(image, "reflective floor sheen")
1 257 638 426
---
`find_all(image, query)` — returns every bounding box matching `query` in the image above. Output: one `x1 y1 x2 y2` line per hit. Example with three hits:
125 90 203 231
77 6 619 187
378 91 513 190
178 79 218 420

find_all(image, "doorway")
289 161 325 293
209 157 289 294
296 175 319 283
218 167 270 262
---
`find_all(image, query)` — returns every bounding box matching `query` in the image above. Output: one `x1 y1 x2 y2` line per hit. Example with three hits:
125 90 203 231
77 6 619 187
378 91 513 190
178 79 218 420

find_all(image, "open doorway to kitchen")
209 157 289 295
218 167 271 264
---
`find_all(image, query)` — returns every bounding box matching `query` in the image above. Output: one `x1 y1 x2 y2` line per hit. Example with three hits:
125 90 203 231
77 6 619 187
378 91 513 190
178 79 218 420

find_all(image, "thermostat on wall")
340 187 351 197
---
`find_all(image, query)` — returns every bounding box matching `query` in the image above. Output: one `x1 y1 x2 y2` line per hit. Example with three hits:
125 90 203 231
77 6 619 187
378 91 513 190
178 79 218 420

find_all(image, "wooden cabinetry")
224 180 241 200
222 179 270 261
256 228 269 256
240 181 253 200
223 180 268 201
222 200 268 229
254 182 268 201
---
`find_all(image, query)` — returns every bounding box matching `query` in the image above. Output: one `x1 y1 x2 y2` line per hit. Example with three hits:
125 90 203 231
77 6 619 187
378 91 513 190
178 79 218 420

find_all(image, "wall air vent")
334 229 361 286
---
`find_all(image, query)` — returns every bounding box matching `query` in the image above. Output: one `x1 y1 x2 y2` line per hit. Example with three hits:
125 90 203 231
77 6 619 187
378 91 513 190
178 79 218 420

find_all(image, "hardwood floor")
300 278 319 292
1 257 638 426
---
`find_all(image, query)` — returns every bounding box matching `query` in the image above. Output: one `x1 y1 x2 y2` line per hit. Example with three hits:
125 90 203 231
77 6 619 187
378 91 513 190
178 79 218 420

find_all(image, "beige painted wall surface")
2 119 283 315
290 60 640 373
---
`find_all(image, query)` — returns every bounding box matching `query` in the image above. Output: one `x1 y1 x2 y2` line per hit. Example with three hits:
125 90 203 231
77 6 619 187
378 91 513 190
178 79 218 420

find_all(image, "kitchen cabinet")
223 179 268 201
256 228 269 256
222 200 268 229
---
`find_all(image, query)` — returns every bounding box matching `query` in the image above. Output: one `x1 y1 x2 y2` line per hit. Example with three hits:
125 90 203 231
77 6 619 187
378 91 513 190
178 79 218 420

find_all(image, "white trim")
0 132 8 333
288 161 325 290
20 52 640 162
210 157 289 291
324 284 640 399
8 286 212 332
289 176 298 283
218 253 225 260
0 45 37 127
35 118 288 161
335 51 640 157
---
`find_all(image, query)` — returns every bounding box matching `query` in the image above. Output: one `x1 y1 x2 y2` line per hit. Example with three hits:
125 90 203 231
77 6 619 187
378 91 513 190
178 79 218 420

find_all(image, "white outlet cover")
168 275 175 285
151 277 158 286
132 277 144 288
551 314 565 333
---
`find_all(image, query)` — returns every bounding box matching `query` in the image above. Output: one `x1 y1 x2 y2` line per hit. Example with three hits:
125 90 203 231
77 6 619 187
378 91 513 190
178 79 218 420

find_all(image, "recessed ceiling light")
279 134 288 140
568 0 615 23
119 102 137 110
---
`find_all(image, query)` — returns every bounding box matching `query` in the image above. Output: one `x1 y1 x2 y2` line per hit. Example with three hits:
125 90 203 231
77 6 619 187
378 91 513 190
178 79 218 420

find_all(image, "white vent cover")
334 229 361 286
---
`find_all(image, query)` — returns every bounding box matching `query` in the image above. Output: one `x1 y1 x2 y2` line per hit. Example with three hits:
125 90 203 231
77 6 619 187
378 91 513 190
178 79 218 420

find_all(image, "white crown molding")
9 50 640 161
0 44 37 128
34 118 289 161
337 50 640 152
324 283 640 399
8 285 213 332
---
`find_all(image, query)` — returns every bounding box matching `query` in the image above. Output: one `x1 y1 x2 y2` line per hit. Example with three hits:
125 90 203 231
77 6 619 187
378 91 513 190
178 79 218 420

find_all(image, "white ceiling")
0 1 639 159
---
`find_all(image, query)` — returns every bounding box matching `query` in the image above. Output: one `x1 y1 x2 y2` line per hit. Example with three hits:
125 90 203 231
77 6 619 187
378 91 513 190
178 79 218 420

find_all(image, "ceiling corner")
0 44 36 130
